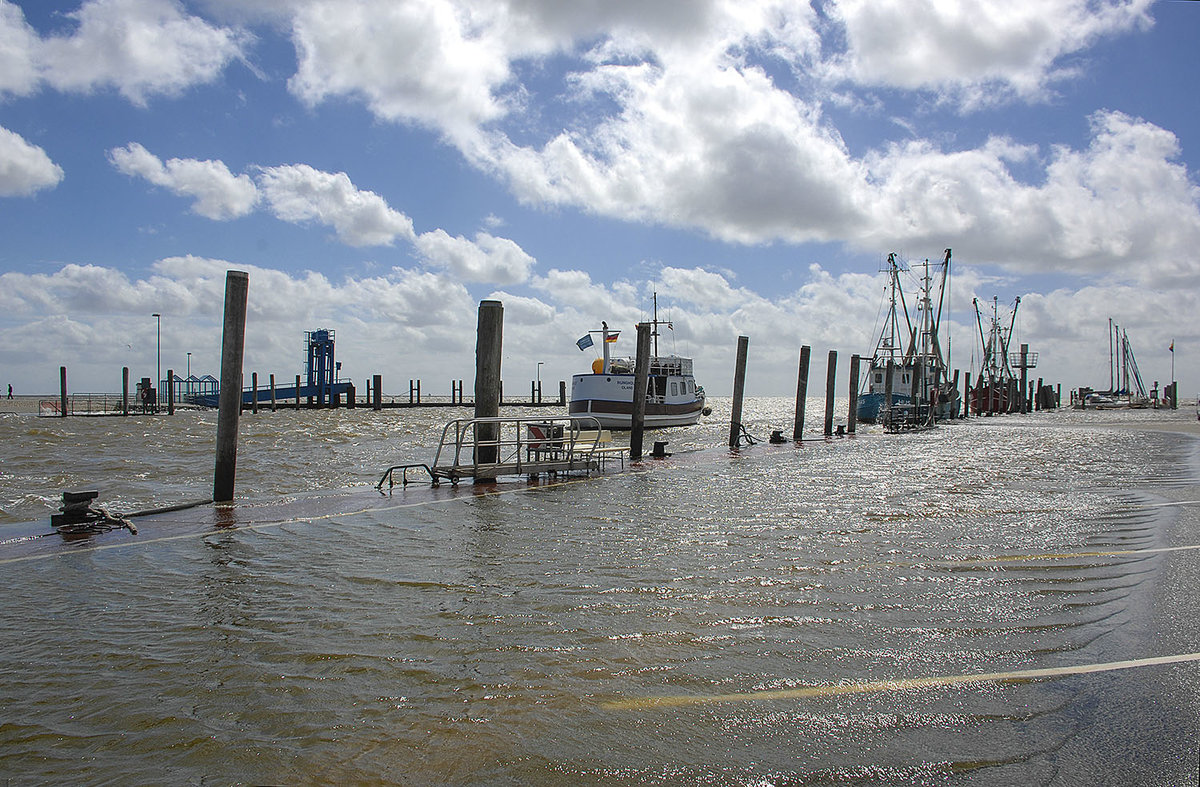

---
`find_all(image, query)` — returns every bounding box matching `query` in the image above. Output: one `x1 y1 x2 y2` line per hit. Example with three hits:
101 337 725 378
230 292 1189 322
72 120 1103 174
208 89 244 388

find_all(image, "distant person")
6 384 11 399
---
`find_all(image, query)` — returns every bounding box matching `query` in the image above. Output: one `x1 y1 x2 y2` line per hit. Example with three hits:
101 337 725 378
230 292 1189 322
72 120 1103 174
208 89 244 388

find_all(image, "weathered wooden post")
630 322 652 460
531 380 537 404
295 374 302 410
270 374 277 411
373 374 382 410
847 354 860 434
167 368 174 415
963 371 971 417
951 369 960 417
883 359 895 425
728 335 749 449
559 380 567 405
1018 344 1029 414
823 350 837 437
122 367 129 416
793 345 810 442
213 271 249 503
251 372 258 414
59 366 67 418
1035 377 1044 411
474 300 503 467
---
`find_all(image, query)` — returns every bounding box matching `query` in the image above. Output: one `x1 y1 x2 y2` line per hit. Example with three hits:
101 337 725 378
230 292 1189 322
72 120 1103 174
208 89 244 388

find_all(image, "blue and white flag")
576 334 594 351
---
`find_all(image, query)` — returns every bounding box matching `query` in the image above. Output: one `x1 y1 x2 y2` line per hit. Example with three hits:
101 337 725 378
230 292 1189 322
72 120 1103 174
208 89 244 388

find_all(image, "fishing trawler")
857 250 960 425
569 298 707 429
970 295 1022 415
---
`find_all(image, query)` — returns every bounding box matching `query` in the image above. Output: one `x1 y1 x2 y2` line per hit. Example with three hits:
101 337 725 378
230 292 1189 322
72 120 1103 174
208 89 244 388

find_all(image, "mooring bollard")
728 335 749 449
847 354 860 434
214 270 249 503
630 322 651 460
793 345 810 442
823 350 836 437
474 300 503 468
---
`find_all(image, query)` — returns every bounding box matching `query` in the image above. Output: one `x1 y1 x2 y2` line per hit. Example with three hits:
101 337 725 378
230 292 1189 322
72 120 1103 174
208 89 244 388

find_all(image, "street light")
152 313 161 409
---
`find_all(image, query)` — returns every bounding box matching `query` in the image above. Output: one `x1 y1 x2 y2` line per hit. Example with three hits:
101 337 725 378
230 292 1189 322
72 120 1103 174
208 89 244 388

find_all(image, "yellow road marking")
603 652 1200 710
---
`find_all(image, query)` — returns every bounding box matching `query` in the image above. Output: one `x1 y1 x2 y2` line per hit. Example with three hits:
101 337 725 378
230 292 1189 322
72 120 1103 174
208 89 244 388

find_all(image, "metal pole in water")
122 367 129 416
631 322 651 460
59 366 67 418
793 345 810 442
728 335 749 449
474 300 503 467
847 354 860 434
213 270 249 503
823 350 837 437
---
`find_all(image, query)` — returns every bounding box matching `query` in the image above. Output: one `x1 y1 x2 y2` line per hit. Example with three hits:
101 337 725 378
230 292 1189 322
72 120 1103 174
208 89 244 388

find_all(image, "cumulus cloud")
414 229 534 284
108 142 258 219
0 1 39 96
37 0 249 104
256 164 416 247
824 0 1154 105
0 126 64 196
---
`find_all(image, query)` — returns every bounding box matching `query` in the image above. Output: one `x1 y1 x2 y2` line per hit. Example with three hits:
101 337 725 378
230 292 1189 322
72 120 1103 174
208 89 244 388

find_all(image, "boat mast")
652 291 659 359
1108 318 1114 393
601 320 611 374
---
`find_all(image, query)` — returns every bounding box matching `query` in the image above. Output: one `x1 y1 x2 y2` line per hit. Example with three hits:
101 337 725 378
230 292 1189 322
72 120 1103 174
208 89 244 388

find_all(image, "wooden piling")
373 374 382 410
295 374 302 410
122 367 129 416
883 359 895 423
1018 344 1028 414
823 350 837 438
167 368 174 415
59 366 67 418
213 271 249 503
728 335 749 449
631 322 652 460
1036 377 1044 411
847 354 860 434
963 371 971 417
474 300 503 467
559 380 567 405
793 345 810 442
251 372 258 414
346 380 354 409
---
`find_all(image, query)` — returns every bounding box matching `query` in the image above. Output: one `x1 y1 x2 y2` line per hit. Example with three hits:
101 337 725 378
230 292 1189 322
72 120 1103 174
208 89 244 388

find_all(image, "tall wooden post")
213 270 249 503
270 374 277 411
963 371 971 417
1019 344 1029 414
883 359 895 424
59 366 67 418
728 335 749 448
630 322 652 460
560 380 567 405
823 350 837 437
373 374 382 410
295 374 302 410
167 368 174 415
793 345 810 442
251 372 258 414
474 300 503 467
847 354 860 434
122 367 129 416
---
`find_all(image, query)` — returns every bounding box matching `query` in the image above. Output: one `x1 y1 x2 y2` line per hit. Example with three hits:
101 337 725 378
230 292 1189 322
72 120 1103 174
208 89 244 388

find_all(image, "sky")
1 0 1198 400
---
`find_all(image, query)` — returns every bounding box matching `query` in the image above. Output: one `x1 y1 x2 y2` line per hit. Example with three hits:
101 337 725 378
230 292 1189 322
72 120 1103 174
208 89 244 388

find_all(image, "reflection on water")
1 400 1199 784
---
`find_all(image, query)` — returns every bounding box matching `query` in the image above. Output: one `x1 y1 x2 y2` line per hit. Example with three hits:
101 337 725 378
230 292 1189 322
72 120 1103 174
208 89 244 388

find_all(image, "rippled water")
2 400 1199 784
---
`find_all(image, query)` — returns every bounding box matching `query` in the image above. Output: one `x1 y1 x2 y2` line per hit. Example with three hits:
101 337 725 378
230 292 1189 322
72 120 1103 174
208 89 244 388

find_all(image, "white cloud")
414 229 534 284
0 125 64 196
824 0 1154 105
256 164 416 247
108 142 258 219
37 0 249 104
0 1 39 95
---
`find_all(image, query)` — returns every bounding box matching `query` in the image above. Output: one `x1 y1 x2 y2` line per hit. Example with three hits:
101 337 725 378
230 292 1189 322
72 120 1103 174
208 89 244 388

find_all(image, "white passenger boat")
568 302 707 430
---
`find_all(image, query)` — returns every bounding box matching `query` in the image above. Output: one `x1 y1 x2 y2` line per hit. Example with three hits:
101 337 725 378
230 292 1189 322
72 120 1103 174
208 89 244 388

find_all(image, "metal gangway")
377 415 620 488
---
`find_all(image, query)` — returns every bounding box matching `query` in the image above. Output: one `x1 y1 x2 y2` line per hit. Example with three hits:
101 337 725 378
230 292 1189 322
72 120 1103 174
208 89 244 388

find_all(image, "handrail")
376 463 436 490
430 415 605 479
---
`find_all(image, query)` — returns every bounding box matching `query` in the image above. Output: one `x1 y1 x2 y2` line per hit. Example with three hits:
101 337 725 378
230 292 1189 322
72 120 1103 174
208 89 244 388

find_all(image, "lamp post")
152 312 161 410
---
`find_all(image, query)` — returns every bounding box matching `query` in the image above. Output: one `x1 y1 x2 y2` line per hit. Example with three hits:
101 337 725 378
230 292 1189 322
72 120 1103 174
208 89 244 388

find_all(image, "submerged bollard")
728 335 749 449
630 322 651 460
793 345 810 442
823 350 836 437
213 270 249 503
474 300 503 468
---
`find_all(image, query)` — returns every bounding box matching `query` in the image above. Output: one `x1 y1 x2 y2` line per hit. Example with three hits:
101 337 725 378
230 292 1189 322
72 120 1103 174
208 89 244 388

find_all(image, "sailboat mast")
652 292 659 358
1108 317 1114 393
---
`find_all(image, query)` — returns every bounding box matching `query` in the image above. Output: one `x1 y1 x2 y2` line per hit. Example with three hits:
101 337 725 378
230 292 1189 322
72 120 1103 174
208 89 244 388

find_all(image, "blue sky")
1 0 1198 399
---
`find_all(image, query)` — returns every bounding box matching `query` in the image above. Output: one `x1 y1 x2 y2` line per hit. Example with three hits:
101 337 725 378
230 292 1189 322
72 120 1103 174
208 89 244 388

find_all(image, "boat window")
875 373 882 383
671 382 678 396
903 374 909 383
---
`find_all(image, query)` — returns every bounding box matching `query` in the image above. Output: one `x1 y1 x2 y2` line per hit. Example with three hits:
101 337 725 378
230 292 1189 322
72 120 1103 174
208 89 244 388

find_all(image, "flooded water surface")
1 400 1199 784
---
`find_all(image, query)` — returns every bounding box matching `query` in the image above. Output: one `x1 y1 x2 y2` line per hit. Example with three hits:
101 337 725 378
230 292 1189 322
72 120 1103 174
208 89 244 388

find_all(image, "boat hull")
569 373 705 429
